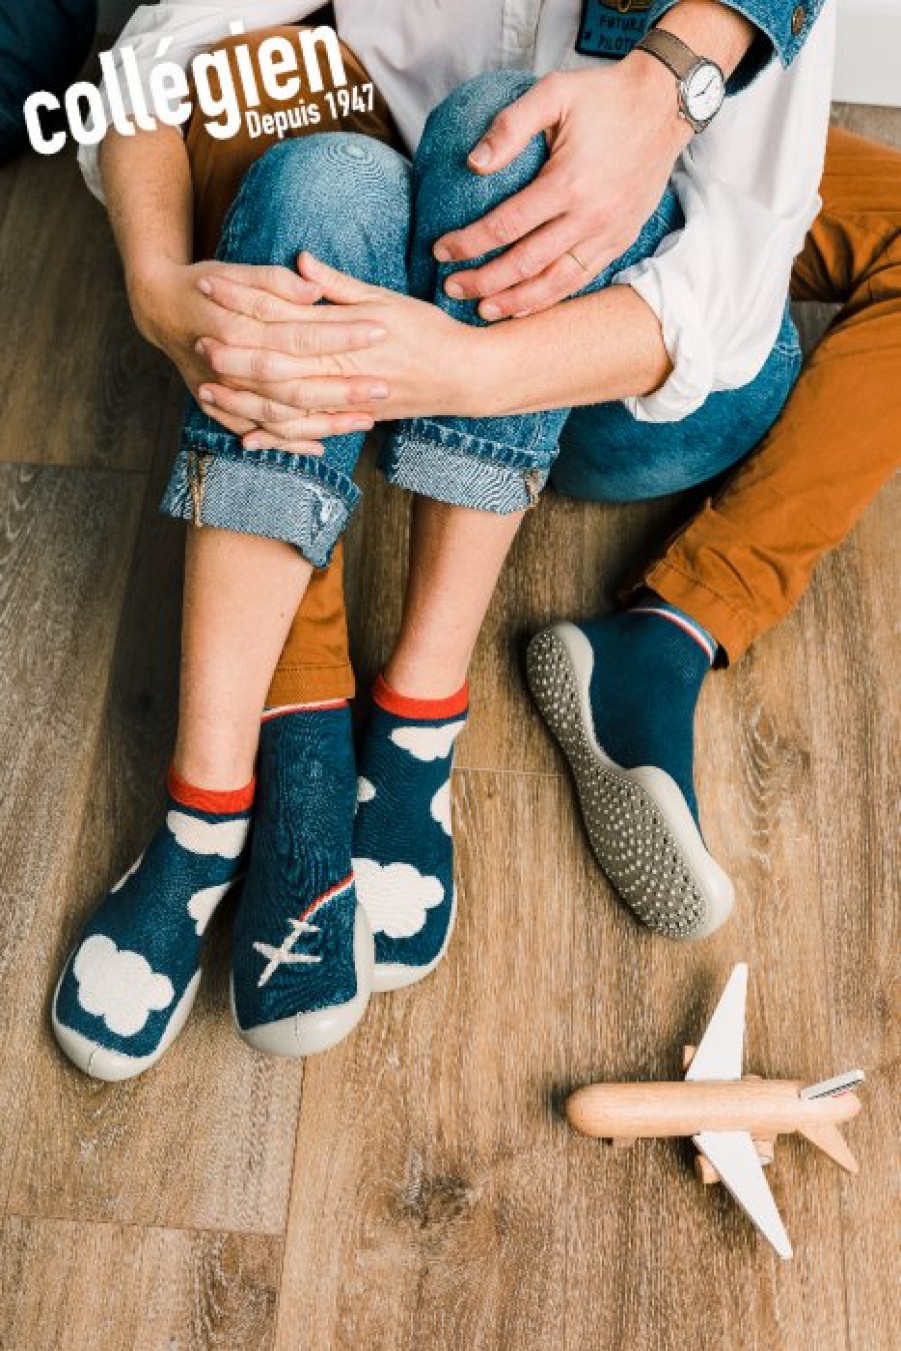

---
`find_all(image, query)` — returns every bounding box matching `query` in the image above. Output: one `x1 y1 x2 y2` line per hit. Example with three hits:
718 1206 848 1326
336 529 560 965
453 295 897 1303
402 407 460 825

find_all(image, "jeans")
161 70 802 568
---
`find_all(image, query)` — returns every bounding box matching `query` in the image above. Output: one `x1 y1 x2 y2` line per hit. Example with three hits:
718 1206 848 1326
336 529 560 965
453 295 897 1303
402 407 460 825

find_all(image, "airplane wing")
693 1129 793 1259
686 963 748 1082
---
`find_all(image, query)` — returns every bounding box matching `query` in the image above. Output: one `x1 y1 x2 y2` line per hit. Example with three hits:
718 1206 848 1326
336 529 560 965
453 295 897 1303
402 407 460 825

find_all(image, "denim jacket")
579 0 824 91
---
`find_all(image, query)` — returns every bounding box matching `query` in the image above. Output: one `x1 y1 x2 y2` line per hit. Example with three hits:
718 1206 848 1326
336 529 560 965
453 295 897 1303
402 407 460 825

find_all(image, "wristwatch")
635 30 726 133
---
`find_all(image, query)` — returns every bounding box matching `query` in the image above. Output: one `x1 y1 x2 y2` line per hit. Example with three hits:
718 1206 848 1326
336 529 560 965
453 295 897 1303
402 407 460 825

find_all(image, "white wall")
834 0 901 107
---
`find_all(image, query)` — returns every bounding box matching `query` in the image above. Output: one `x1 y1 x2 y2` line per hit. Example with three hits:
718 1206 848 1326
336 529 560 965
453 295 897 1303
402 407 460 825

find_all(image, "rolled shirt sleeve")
644 0 826 90
78 1 322 203
616 0 836 424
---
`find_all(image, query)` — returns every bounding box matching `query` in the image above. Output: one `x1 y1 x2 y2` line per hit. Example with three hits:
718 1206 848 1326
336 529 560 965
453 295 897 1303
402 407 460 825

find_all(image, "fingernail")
366 326 388 342
444 279 464 300
350 419 374 431
433 243 451 263
513 310 531 319
481 302 501 321
368 383 390 399
469 143 491 168
199 386 215 404
198 279 213 295
195 339 207 356
245 437 263 450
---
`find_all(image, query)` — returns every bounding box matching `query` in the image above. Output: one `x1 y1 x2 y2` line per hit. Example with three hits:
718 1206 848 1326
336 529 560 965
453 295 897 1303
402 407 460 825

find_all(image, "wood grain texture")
561 603 851 1351
0 148 171 472
0 464 145 1212
803 481 899 1351
7 387 305 1236
273 770 575 1351
0 1216 281 1351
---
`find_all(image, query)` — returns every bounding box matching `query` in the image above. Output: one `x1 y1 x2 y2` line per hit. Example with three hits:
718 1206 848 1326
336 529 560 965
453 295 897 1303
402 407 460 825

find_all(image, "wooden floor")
0 105 897 1351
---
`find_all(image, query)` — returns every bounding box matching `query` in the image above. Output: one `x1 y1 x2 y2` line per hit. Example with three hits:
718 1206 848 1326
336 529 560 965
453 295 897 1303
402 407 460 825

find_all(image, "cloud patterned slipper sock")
231 702 373 1059
52 770 253 1081
353 676 468 993
527 600 734 940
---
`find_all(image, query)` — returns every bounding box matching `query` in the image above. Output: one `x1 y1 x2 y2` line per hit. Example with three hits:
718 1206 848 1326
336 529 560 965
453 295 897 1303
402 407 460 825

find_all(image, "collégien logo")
23 23 370 156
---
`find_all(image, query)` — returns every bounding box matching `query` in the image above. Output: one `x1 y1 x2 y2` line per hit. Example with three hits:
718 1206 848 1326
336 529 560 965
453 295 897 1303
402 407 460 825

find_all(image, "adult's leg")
638 126 901 663
527 129 901 943
522 313 802 941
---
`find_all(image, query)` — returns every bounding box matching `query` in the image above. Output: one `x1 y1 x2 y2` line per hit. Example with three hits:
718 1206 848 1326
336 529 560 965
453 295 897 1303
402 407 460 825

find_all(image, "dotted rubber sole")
526 629 714 939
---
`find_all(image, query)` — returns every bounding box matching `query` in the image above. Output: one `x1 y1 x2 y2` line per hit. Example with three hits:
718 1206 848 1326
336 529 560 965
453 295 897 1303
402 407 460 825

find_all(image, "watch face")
684 62 725 124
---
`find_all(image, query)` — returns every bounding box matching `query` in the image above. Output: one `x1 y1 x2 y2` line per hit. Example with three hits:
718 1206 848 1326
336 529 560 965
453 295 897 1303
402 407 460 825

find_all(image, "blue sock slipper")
527 600 734 939
230 701 373 1058
353 676 468 992
53 770 253 1080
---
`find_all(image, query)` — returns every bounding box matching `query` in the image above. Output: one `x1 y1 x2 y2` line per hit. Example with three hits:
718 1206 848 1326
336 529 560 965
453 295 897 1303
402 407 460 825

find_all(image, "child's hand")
132 261 386 453
196 253 491 449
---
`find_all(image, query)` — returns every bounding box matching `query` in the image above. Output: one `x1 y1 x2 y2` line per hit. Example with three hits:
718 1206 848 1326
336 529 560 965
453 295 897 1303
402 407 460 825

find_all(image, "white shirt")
79 1 836 421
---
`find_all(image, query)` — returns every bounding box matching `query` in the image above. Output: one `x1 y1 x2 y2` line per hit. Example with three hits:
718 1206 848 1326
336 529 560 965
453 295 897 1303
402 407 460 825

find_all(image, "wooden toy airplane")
566 964 864 1259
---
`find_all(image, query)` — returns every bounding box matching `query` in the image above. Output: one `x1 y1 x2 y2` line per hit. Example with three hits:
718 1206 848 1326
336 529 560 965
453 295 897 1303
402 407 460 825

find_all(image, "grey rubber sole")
232 903 374 1059
52 969 202 1082
371 888 458 994
526 623 734 940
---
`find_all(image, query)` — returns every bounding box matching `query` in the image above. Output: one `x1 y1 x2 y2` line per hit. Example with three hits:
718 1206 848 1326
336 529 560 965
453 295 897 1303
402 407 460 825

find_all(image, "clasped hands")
147 59 684 455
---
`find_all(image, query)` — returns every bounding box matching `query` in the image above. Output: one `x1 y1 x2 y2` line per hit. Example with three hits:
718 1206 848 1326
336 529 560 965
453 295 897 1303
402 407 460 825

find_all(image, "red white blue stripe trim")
298 872 355 924
262 699 348 722
634 605 717 664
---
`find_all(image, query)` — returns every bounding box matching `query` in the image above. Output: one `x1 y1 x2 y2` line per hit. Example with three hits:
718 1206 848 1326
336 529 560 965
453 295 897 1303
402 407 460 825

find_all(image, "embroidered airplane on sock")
254 917 323 987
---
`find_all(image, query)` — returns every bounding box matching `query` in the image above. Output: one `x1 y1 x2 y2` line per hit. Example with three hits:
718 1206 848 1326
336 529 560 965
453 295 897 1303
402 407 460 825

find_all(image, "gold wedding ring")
567 248 589 271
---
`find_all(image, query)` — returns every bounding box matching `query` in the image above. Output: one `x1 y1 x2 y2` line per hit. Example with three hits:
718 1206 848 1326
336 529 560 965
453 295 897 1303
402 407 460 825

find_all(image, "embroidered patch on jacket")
577 0 650 59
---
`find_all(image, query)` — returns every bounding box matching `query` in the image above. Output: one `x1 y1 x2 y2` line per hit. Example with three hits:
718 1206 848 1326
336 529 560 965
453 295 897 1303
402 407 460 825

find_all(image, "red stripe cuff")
373 674 469 721
167 766 256 815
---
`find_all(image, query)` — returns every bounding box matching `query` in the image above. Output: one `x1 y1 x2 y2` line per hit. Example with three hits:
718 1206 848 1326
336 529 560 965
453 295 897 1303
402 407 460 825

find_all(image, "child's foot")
230 703 373 1058
53 771 253 1080
527 601 734 939
353 676 468 992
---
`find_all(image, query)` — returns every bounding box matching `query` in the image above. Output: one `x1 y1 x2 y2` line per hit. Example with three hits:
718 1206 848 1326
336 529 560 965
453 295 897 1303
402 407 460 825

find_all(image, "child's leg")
356 72 798 973
53 32 409 1076
174 529 313 789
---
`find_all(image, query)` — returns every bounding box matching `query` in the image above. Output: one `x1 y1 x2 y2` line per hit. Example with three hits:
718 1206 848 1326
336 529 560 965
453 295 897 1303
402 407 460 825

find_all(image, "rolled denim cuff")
381 419 549 514
160 434 361 569
644 0 822 89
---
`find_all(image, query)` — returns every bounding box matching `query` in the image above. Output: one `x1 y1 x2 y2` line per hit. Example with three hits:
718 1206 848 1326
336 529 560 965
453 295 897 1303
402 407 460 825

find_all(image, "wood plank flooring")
0 106 897 1351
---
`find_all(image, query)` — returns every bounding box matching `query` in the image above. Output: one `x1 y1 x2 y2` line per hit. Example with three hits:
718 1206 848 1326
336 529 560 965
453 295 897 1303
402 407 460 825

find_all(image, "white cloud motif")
430 782 452 836
73 935 175 1037
110 852 144 893
357 776 376 805
167 811 248 859
187 881 232 936
352 858 444 938
390 720 466 763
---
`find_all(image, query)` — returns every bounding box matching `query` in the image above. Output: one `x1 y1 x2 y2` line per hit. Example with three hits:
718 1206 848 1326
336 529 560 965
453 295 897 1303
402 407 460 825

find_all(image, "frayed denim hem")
160 442 361 569
381 424 550 514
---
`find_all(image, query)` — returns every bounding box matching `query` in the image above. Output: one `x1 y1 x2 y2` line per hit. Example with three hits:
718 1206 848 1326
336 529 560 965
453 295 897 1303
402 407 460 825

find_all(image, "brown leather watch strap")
635 29 702 82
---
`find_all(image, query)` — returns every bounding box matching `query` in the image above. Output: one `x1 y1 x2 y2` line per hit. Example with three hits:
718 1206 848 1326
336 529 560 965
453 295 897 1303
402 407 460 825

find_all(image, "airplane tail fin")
798 1121 859 1174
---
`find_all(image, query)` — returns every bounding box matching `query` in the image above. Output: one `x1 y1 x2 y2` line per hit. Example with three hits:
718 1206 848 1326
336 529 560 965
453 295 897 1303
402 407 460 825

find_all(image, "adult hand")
433 53 691 322
130 261 388 453
195 253 486 449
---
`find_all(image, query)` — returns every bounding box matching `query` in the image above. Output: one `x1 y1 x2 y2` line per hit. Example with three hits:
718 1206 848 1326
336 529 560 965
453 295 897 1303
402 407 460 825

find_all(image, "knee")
223 133 411 275
255 132 403 197
414 72 545 238
234 132 408 234
418 71 539 172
